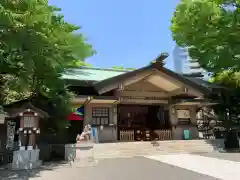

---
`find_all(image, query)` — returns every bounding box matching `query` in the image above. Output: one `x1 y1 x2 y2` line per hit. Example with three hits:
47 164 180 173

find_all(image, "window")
92 107 109 125
23 116 35 128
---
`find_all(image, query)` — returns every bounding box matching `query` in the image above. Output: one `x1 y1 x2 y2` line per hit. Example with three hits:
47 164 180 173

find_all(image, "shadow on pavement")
204 139 240 153
0 161 70 180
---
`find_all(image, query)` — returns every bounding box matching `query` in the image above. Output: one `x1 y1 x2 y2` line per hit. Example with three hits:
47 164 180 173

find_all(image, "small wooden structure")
4 101 49 150
0 100 49 169
0 110 11 166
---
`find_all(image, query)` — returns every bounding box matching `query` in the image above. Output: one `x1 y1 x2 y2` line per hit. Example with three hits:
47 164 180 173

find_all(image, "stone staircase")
93 140 217 159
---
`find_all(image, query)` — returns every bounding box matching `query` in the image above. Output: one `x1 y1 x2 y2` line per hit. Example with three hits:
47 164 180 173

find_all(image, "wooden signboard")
177 110 190 119
6 121 16 149
177 110 191 125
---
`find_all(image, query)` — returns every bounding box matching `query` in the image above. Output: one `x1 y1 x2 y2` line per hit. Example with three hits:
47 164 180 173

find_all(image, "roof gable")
93 55 212 95
4 101 49 118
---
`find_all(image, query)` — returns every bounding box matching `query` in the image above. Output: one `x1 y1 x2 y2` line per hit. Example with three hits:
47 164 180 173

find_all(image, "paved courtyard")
0 152 240 180
195 152 240 162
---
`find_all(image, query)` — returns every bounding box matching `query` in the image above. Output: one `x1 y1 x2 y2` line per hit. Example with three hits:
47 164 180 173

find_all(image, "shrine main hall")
63 54 222 142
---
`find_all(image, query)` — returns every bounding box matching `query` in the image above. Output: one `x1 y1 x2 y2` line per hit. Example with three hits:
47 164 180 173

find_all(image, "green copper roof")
62 67 225 92
62 67 131 82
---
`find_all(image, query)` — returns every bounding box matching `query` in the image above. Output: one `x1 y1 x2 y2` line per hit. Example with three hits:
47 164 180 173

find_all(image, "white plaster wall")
84 104 118 142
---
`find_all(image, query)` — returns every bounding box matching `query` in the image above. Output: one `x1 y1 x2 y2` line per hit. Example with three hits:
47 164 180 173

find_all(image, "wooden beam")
168 88 183 96
84 96 93 105
168 87 203 97
119 90 168 98
113 99 121 104
120 99 168 104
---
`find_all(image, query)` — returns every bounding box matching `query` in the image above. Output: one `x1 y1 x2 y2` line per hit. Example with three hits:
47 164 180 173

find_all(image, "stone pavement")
1 152 240 180
195 151 240 162
147 153 240 180
0 156 220 180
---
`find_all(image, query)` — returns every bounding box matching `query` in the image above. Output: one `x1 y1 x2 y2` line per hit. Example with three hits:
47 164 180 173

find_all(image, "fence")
0 151 13 166
119 129 172 141
119 130 135 141
154 129 172 140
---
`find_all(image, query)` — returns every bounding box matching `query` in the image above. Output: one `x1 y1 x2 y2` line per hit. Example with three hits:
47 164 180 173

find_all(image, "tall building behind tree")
172 44 208 79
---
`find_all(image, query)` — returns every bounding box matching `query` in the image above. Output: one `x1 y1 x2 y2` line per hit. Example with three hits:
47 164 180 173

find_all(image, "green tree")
210 71 240 148
0 1 94 130
171 0 240 73
125 68 136 70
171 0 240 119
112 66 136 70
112 66 124 69
210 71 240 121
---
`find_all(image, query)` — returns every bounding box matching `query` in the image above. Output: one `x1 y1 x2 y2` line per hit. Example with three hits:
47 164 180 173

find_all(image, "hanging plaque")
177 110 191 125
177 110 190 119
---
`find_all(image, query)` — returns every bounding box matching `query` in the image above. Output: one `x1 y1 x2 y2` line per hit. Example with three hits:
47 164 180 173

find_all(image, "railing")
120 130 135 141
154 130 172 140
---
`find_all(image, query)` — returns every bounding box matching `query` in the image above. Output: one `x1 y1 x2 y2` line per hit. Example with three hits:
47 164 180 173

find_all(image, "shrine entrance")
117 104 171 141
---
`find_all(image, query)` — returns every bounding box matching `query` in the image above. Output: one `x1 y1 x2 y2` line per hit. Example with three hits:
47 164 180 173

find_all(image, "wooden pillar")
19 117 25 147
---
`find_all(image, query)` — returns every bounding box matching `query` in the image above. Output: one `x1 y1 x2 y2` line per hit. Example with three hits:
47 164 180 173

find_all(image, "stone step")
94 141 215 148
71 140 218 159
92 140 215 158
94 147 213 155
94 146 214 151
67 140 218 161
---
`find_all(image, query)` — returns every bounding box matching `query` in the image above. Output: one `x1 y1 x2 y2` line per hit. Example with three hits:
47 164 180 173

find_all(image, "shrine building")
64 54 223 142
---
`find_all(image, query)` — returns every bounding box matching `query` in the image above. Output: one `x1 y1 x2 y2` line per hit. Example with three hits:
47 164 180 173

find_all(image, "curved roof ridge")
68 66 132 72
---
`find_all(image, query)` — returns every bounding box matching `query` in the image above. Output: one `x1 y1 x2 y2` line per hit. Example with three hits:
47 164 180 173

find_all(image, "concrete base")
75 143 94 160
65 144 76 161
65 143 97 167
11 148 42 170
74 143 97 167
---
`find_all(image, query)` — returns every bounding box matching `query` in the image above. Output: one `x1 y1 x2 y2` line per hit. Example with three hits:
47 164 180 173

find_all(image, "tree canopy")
0 0 95 130
171 0 240 73
209 71 240 123
112 66 136 70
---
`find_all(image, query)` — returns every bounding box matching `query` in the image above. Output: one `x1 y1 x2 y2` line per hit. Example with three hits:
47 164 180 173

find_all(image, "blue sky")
48 0 180 70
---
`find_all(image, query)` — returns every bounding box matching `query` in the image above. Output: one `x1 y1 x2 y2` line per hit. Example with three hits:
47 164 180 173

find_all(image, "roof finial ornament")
151 52 168 66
